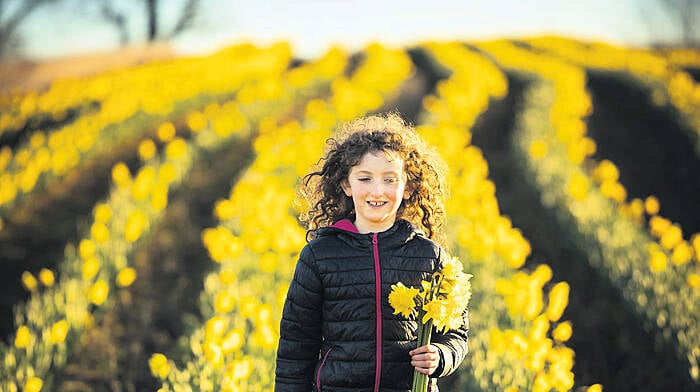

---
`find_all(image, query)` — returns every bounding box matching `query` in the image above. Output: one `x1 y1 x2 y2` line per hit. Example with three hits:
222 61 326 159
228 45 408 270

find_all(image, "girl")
275 113 469 391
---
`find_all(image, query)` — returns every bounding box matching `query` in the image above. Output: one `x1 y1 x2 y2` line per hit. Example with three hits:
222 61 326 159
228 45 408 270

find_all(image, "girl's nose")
369 181 383 196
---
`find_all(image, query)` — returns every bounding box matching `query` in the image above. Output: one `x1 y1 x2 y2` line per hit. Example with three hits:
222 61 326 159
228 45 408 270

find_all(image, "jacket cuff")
430 343 450 378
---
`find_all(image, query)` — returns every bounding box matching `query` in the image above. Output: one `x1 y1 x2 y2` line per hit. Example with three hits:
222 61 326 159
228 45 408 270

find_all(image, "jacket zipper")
316 346 333 392
372 232 382 392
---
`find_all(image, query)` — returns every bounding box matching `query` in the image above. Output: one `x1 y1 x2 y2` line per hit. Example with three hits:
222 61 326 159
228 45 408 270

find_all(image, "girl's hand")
409 344 440 375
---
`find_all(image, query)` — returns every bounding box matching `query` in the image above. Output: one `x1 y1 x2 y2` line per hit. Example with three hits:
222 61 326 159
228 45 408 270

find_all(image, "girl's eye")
358 177 371 182
385 178 398 184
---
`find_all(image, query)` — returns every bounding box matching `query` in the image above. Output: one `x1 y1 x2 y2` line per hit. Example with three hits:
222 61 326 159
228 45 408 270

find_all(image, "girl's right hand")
409 344 440 375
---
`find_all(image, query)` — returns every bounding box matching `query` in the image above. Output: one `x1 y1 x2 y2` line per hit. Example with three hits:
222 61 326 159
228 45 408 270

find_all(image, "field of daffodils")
1 37 699 391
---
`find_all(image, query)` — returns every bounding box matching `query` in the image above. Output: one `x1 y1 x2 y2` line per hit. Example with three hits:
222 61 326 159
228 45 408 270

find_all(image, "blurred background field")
1 1 700 392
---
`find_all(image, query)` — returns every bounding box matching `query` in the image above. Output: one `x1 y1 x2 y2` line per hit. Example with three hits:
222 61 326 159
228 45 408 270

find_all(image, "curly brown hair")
299 113 449 247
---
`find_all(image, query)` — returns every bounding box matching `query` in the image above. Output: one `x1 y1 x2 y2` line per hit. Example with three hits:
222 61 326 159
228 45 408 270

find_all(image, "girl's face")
341 151 411 234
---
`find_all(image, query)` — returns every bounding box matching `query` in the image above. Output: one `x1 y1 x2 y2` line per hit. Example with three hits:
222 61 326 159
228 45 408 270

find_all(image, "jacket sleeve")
274 245 324 391
430 247 470 378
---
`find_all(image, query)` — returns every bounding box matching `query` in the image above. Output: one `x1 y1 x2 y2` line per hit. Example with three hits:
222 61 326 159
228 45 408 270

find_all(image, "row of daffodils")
416 41 596 392
476 39 700 385
523 36 700 155
1 124 195 392
0 42 293 230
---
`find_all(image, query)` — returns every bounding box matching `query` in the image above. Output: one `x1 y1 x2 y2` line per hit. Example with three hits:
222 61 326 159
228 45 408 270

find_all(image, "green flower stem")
413 318 434 392
413 272 444 392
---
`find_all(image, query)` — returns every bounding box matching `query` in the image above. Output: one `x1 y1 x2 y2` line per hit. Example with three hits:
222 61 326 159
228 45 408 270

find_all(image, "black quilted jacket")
274 219 469 392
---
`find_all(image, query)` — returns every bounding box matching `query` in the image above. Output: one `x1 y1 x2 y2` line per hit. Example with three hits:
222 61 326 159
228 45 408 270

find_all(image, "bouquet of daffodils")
388 255 472 392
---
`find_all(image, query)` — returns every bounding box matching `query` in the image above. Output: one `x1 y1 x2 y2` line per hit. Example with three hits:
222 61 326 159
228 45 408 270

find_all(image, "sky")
17 0 677 60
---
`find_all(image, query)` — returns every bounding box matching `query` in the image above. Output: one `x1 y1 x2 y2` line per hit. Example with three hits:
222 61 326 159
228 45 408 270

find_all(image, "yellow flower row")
525 36 700 156
148 63 315 390
151 43 415 391
0 74 103 138
487 40 700 385
477 39 595 165
521 37 700 270
0 43 289 139
0 43 293 221
1 133 193 392
141 46 345 392
413 41 588 391
492 266 577 392
417 42 525 265
662 47 700 66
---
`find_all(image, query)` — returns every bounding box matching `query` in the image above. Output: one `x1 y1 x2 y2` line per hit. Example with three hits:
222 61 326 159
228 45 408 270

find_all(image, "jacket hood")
316 218 422 250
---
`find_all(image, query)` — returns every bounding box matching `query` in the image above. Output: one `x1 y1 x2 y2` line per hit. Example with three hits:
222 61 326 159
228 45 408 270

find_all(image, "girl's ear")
341 179 352 197
403 184 413 200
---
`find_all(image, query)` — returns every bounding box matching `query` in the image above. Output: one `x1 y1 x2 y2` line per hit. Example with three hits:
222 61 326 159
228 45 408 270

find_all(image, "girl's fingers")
409 344 438 356
411 359 438 375
410 344 440 375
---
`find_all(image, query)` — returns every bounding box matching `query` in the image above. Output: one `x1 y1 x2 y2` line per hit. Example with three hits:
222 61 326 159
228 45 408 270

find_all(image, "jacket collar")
329 219 359 233
317 218 421 249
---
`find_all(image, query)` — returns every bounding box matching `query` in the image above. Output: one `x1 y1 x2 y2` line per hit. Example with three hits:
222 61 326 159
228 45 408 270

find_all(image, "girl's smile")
342 151 411 234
